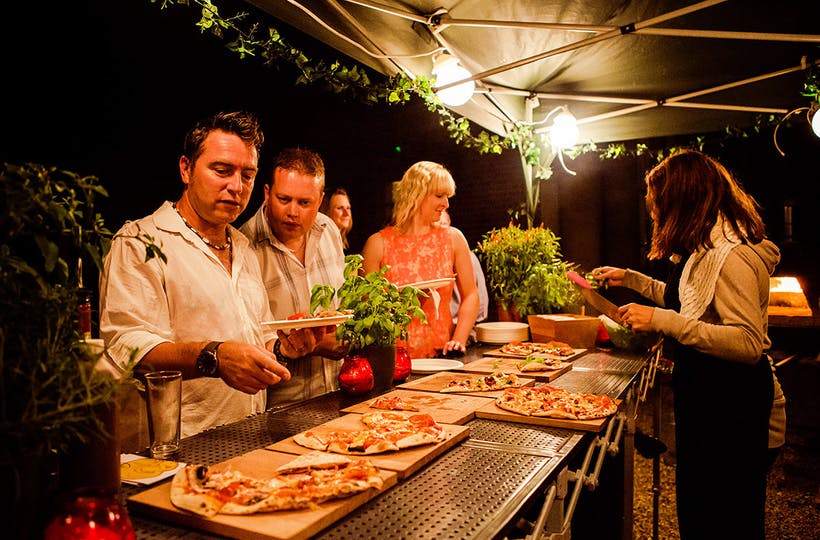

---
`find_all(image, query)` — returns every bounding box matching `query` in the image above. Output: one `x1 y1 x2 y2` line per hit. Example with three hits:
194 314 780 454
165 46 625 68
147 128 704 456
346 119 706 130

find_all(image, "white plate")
260 313 352 330
475 321 530 344
411 358 464 373
399 277 456 290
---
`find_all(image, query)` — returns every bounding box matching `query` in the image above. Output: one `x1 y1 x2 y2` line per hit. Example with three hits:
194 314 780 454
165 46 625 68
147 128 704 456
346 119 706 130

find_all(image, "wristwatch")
273 339 289 366
196 341 222 377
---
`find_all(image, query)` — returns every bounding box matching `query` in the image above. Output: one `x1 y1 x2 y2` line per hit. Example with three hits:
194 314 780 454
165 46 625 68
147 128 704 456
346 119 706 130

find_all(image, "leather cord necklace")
172 203 232 251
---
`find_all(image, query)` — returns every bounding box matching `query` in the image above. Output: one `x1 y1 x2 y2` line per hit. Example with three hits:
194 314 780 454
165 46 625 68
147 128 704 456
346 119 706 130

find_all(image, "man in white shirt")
241 148 348 409
99 111 299 437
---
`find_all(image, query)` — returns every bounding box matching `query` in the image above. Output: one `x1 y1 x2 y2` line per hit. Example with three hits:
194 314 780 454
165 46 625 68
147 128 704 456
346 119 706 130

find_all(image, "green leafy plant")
475 222 579 318
0 163 161 454
311 255 426 351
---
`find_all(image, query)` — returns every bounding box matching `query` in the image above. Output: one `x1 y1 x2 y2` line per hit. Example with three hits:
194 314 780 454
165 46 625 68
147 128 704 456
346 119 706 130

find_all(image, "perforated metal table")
124 346 650 539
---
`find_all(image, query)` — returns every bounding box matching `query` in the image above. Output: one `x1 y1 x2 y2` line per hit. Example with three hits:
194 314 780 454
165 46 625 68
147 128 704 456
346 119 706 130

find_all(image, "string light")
549 107 580 149
432 53 475 106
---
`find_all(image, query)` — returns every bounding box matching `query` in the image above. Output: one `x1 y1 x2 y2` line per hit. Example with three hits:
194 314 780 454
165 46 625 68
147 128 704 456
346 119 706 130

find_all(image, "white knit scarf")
677 216 742 319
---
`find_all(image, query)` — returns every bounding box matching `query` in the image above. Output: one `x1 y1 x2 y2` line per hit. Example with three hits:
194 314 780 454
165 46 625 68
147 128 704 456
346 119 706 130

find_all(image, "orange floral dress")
380 226 454 358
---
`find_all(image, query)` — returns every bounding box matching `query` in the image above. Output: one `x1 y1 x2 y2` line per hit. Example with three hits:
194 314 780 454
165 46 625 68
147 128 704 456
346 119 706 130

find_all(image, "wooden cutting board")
267 413 470 480
397 371 536 397
127 449 398 540
340 389 494 425
474 398 620 433
484 343 587 361
453 356 572 382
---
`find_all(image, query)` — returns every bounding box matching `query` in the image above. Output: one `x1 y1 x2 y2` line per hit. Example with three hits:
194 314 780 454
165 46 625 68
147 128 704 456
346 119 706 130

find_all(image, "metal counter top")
124 344 652 539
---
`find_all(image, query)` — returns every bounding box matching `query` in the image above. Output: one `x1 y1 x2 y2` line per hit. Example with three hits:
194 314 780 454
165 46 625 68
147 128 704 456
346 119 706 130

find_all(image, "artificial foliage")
475 223 580 317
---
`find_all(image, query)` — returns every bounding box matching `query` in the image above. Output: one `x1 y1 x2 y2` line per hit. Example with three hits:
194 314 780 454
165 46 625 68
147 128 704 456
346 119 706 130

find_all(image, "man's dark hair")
182 110 265 164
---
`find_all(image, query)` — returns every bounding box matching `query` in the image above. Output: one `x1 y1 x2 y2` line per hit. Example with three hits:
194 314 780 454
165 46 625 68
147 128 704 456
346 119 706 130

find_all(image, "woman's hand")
617 303 654 331
442 339 466 356
592 266 626 287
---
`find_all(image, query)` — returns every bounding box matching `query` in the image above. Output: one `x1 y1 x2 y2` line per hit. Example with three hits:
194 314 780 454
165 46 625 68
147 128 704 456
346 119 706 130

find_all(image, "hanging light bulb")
549 107 579 149
812 106 820 137
432 53 475 106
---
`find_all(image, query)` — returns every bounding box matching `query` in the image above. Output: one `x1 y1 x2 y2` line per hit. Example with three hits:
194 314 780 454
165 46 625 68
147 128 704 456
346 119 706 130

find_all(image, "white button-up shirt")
99 201 273 436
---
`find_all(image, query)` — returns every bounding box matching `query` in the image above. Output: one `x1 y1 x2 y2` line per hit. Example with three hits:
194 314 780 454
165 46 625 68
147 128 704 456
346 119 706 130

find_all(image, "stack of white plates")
475 321 530 344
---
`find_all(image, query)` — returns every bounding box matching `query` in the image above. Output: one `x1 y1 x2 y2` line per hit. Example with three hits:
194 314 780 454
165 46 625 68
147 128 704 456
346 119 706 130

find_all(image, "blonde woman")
361 161 478 358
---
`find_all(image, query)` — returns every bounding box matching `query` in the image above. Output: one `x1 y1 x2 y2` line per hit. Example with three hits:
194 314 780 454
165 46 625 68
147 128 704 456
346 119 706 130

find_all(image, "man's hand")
216 341 291 394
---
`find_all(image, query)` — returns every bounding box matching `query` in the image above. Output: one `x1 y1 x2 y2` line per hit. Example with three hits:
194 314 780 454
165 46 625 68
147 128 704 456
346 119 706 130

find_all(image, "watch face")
197 345 219 377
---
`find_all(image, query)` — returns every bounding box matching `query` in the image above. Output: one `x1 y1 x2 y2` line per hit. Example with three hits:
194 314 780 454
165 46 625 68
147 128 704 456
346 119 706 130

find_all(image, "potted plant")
0 162 161 538
311 255 426 391
475 222 580 319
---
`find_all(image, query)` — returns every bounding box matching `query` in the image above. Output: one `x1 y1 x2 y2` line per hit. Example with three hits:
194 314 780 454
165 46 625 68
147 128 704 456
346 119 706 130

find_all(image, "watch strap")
196 340 222 377
273 339 288 366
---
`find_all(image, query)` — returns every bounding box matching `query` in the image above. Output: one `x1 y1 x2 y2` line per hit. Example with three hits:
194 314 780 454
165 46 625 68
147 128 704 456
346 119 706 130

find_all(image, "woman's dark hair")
645 149 766 260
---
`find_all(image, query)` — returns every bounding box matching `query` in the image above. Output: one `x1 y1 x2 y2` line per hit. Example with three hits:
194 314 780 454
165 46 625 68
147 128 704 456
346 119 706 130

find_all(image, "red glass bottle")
44 488 135 540
394 346 412 382
338 353 374 395
78 289 92 340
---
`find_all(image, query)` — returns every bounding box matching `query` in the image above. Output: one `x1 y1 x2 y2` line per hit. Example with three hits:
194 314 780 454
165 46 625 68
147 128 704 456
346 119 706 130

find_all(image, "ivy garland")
151 0 809 178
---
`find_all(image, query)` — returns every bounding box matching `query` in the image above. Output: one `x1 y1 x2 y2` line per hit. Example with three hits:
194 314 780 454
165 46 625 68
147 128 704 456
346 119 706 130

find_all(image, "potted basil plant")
475 222 580 319
311 255 426 392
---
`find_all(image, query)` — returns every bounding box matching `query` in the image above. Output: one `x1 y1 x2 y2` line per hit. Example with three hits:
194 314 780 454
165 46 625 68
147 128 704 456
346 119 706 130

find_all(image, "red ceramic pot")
338 353 374 395
394 346 412 383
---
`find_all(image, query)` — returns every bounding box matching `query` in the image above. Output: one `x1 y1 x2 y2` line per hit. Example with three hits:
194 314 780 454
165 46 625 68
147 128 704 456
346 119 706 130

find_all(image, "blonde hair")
391 161 456 230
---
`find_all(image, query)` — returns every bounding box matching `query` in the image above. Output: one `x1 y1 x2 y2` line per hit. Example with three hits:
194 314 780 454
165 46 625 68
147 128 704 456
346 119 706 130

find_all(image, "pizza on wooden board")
495 386 618 420
516 355 570 372
500 340 576 357
169 451 383 517
369 395 420 411
440 370 523 393
293 412 447 455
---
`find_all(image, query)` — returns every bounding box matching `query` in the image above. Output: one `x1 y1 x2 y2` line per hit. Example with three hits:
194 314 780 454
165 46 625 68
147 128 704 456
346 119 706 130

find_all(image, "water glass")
145 370 182 459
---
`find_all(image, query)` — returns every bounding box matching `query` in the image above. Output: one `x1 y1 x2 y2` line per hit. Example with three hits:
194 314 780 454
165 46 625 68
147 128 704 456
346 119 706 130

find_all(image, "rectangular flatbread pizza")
440 370 524 393
292 412 448 455
495 386 618 420
169 451 383 517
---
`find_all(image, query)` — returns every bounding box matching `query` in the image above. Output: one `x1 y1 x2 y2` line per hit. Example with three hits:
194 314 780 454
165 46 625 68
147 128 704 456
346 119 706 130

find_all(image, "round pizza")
495 386 618 420
169 451 383 517
293 412 447 455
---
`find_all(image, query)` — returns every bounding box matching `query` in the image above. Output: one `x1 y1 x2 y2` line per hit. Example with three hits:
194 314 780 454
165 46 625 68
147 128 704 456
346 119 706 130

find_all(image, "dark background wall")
3 0 819 306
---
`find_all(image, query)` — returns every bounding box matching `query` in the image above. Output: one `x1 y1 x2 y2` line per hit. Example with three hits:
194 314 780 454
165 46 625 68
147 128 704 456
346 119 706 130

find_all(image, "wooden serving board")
340 389 494 425
396 371 535 397
484 343 587 361
453 356 572 382
127 449 398 540
474 398 621 433
267 413 470 480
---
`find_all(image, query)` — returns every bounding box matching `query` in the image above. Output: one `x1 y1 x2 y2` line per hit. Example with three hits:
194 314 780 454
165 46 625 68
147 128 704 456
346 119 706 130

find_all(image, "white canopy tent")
244 0 820 145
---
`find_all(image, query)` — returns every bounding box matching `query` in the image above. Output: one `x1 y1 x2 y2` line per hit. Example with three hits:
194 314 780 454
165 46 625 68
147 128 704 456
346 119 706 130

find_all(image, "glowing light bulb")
812 108 820 138
432 54 475 106
549 109 579 149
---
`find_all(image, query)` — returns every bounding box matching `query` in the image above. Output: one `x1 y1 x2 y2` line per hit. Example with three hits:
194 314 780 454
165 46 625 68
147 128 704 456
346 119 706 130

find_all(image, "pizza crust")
170 466 224 517
275 451 352 474
170 457 384 517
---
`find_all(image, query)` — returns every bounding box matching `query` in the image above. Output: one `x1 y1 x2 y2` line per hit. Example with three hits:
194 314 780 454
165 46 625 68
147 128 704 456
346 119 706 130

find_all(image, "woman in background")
594 149 784 540
320 187 353 252
361 161 478 358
